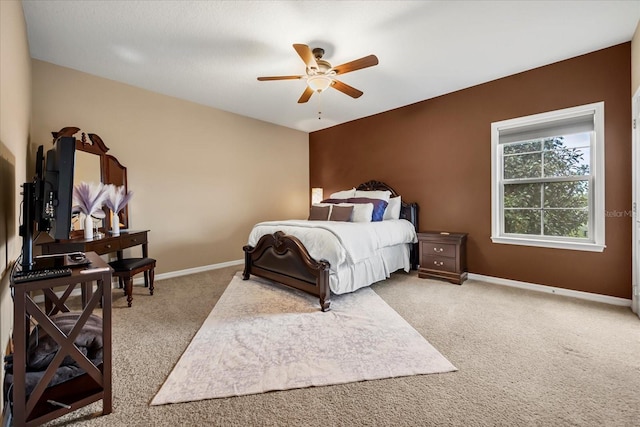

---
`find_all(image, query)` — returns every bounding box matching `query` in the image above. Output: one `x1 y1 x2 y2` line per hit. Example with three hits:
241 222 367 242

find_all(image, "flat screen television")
19 136 76 271
42 136 76 240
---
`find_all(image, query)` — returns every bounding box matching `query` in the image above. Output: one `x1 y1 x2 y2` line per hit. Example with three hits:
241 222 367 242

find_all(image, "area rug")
151 273 457 405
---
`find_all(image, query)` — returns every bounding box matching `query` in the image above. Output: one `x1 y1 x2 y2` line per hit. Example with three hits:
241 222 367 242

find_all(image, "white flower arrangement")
104 184 133 235
73 182 108 217
104 184 133 214
73 181 108 238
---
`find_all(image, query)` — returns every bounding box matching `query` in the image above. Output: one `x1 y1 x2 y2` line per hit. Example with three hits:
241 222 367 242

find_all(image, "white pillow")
354 189 391 203
337 202 373 223
329 188 356 199
383 196 402 220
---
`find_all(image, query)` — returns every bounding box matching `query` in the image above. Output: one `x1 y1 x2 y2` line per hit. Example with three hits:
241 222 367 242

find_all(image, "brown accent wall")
310 43 632 299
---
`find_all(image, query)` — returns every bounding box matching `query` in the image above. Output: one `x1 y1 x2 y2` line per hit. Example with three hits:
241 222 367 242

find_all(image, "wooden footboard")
243 231 332 311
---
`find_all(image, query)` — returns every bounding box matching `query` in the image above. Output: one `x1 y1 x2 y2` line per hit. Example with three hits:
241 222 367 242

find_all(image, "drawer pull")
433 247 444 253
105 244 111 249
131 239 137 242
433 261 444 266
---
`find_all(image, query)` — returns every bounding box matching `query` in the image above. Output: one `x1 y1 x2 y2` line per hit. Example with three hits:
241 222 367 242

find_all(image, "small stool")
108 257 156 307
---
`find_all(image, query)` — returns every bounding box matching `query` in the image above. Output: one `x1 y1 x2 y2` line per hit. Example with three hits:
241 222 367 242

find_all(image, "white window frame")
491 102 605 252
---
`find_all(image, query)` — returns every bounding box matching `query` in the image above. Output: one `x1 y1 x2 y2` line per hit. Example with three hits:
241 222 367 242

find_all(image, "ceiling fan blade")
331 79 363 98
332 55 379 75
257 75 303 81
297 86 315 103
293 44 319 70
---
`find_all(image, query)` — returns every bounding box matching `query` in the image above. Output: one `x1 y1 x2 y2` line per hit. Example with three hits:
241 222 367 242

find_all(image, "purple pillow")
321 197 389 221
321 198 347 204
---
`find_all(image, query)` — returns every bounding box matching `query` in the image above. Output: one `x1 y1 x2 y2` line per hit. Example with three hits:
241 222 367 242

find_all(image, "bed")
242 181 419 311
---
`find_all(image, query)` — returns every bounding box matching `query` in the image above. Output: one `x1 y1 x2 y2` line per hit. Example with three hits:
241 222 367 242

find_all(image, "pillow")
383 196 402 220
354 189 392 203
321 198 348 204
329 205 353 221
335 203 373 223
308 205 331 221
329 188 356 199
347 197 388 222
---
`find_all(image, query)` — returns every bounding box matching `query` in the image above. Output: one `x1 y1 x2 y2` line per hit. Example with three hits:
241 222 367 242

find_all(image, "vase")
111 211 120 236
84 214 93 239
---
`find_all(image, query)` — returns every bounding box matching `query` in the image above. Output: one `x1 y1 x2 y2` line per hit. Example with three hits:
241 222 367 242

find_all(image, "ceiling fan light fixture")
257 44 378 104
307 75 332 92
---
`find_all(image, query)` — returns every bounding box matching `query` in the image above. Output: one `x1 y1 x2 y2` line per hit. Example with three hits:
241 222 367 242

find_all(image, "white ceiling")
22 1 640 133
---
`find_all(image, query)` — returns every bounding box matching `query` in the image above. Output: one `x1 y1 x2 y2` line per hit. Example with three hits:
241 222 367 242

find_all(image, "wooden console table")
40 230 149 259
9 252 112 427
39 230 150 307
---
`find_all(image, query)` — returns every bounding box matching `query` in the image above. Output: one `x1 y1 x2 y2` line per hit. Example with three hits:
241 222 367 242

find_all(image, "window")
491 102 605 252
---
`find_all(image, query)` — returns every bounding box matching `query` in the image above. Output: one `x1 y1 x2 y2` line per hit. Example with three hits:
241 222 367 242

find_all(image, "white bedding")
247 219 417 294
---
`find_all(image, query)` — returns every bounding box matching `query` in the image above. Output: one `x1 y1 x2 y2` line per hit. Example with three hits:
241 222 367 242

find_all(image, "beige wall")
1 3 307 410
633 21 640 95
30 60 309 274
0 0 32 411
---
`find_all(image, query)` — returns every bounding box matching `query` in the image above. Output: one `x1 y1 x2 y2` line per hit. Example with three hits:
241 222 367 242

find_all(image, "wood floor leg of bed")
318 270 331 311
242 246 252 280
320 298 331 312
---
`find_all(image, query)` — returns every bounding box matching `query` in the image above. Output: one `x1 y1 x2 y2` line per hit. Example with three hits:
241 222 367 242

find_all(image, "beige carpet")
151 273 456 405
38 267 639 426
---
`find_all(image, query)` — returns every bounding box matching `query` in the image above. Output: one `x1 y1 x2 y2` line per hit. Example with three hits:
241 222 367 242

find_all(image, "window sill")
491 236 605 252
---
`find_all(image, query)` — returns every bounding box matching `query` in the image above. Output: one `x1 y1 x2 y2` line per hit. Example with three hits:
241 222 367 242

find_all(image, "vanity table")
38 231 150 308
39 230 150 259
40 126 151 302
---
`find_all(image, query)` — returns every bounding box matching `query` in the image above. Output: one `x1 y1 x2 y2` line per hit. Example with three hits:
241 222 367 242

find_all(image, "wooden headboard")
355 180 419 230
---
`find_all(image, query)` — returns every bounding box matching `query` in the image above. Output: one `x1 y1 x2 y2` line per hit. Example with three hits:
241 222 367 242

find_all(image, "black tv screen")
41 136 76 240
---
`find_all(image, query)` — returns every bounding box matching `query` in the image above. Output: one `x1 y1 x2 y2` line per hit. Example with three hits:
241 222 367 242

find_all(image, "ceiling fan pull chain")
317 93 323 120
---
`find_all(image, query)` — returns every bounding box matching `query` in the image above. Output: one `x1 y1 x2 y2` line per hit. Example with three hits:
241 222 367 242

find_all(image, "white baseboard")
33 259 245 303
139 259 244 285
468 273 632 307
155 263 631 308
151 263 632 307
33 260 630 309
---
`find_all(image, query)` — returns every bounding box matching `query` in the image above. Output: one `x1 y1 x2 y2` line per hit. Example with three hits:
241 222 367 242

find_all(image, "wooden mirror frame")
51 127 129 231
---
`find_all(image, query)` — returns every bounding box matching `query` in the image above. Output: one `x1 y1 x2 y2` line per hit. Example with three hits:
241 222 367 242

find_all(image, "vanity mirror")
51 127 129 231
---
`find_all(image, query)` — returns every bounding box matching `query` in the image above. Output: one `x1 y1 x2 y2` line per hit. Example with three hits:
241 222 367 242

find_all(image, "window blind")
498 112 595 145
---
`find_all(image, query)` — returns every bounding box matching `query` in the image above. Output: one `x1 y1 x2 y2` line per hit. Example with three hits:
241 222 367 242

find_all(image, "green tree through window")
502 135 590 238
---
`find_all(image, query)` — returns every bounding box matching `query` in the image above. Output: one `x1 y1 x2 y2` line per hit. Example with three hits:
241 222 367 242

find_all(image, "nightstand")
418 231 468 284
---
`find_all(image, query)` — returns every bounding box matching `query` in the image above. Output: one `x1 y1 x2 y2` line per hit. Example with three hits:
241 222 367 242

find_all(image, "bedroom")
1 1 639 425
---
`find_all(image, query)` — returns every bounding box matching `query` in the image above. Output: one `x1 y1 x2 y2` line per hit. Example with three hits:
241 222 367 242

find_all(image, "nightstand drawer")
423 255 457 273
421 242 456 258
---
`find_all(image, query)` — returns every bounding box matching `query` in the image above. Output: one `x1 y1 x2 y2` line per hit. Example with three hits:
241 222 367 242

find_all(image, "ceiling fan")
257 44 379 103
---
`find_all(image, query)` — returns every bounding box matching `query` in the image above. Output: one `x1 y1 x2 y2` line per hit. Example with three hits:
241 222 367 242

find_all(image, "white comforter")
247 219 417 293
